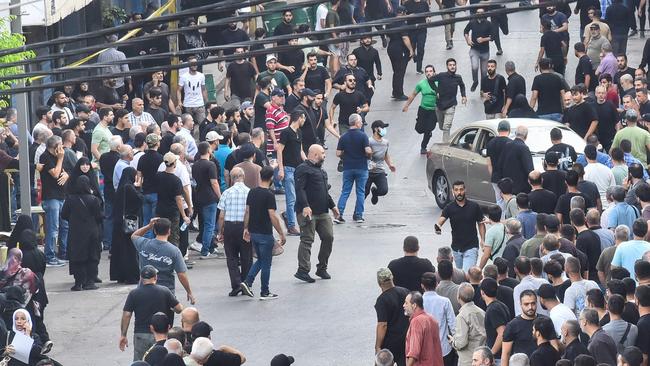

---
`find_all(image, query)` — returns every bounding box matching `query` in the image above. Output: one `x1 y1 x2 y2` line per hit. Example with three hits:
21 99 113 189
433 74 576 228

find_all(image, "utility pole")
10 0 31 215
169 0 180 109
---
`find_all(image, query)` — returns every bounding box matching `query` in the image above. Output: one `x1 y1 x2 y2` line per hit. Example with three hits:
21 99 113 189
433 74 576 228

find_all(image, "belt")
225 221 244 224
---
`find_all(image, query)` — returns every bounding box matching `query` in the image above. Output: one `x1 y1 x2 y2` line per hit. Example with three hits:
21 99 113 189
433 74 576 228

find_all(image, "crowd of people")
2 0 650 364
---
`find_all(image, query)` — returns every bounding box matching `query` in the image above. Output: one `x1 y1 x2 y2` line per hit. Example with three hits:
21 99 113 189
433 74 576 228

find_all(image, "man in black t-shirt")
278 111 306 236
502 290 548 366
192 142 222 258
329 75 369 135
301 53 332 97
404 0 430 74
528 171 558 215
240 167 286 300
253 78 272 130
571 209 601 282
530 317 561 366
436 180 485 272
538 20 567 75
555 170 594 224
481 278 512 363
463 8 492 92
138 134 163 233
374 267 409 366
486 120 511 207
480 60 507 119
120 265 183 361
634 285 650 362
546 128 577 171
531 58 566 121
225 48 257 102
156 153 191 247
387 236 435 292
574 43 597 91
40 135 69 266
562 86 598 140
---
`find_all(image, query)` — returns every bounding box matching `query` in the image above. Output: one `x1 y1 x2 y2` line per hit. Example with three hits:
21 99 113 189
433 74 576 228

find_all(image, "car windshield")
510 126 584 154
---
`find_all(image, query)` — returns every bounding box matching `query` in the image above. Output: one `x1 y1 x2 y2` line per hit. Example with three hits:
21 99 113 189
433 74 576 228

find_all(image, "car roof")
464 118 566 131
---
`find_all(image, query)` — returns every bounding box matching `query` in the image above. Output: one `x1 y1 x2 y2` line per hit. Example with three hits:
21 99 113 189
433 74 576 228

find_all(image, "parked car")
426 118 586 208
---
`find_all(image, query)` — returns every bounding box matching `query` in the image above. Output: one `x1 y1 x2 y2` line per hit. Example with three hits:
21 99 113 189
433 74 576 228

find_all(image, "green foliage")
0 16 35 108
102 6 129 28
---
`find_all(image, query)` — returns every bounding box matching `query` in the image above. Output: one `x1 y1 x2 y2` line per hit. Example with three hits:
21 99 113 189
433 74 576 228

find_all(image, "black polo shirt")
441 199 484 252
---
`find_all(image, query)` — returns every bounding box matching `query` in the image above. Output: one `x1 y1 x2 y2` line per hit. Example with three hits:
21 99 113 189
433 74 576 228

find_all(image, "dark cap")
76 104 90 113
545 150 559 165
590 23 600 29
271 88 285 97
191 321 213 338
537 283 557 299
497 120 510 132
141 265 158 279
271 354 295 366
371 120 389 129
480 277 498 297
301 88 316 98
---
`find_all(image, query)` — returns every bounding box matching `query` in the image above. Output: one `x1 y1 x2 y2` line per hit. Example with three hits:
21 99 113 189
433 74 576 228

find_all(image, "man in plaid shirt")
217 167 252 297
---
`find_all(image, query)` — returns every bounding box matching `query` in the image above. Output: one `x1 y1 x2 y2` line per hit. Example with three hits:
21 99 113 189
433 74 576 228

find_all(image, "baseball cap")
271 88 285 97
301 88 316 98
271 354 295 366
163 152 178 166
75 104 90 113
205 130 224 142
266 54 277 63
626 109 638 121
544 150 559 165
371 120 389 129
497 120 510 132
537 283 557 299
191 321 213 339
590 23 600 29
377 268 393 283
240 101 253 111
141 265 158 279
146 133 161 147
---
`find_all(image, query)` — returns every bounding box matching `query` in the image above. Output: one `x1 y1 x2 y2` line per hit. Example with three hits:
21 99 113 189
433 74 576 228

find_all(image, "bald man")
128 97 156 129
527 170 557 214
294 145 340 283
217 167 253 297
181 307 199 352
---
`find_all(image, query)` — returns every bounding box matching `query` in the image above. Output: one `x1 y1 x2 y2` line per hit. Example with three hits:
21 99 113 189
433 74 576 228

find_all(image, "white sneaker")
189 242 202 252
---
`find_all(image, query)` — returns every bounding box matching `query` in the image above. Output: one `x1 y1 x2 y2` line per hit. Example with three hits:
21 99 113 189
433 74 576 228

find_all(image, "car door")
470 128 497 204
443 128 479 194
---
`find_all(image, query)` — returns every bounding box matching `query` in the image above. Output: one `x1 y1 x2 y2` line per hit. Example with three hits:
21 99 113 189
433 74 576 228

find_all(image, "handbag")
121 186 139 235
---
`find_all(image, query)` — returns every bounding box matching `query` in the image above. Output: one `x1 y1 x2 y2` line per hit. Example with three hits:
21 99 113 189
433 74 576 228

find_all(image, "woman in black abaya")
7 215 33 249
61 176 103 291
110 167 142 284
66 157 102 203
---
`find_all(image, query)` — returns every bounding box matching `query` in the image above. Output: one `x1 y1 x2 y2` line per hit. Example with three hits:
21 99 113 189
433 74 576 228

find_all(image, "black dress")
61 185 103 284
110 168 143 284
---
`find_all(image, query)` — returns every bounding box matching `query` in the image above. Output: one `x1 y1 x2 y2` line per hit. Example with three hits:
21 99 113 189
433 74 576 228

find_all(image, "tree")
0 16 35 108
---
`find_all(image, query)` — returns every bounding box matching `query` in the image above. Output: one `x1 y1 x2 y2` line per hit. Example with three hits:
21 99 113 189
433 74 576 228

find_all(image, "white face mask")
379 128 387 137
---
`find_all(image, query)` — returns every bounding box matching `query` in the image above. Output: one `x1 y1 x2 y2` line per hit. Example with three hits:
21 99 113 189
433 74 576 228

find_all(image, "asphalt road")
43 6 648 365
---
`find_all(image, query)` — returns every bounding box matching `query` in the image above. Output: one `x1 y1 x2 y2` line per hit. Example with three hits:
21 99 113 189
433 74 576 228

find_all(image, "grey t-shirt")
133 236 187 292
603 319 638 354
368 137 389 173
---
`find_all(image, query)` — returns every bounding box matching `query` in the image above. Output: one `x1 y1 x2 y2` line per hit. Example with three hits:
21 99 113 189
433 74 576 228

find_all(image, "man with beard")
50 91 74 121
563 85 599 140
574 43 597 92
435 180 486 271
500 126 534 194
311 90 338 146
614 54 636 91
224 47 257 104
301 52 332 100
238 102 254 134
333 53 375 105
292 89 320 154
95 78 125 111
402 65 439 154
501 61 526 115
432 58 467 142
594 85 619 151
501 290 548 366
294 144 339 283
329 75 369 135
352 37 383 87
480 59 507 119
464 8 493 92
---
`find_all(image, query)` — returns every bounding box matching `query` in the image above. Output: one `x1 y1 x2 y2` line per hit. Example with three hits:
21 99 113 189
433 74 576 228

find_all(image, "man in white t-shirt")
563 256 599 317
583 145 615 209
314 3 329 31
538 283 577 336
177 56 208 129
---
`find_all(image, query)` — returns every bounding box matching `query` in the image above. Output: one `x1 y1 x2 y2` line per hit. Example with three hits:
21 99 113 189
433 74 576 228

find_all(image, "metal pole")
169 0 179 108
11 0 32 216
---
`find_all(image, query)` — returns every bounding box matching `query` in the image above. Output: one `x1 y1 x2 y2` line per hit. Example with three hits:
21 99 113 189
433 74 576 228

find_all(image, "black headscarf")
117 167 137 190
508 94 538 118
74 175 93 195
8 215 32 249
161 354 185 366
68 157 102 201
17 229 37 251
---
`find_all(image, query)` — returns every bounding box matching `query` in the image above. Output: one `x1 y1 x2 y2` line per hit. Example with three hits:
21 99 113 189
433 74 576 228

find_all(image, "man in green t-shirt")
91 107 115 163
256 55 292 95
610 109 650 166
402 65 438 154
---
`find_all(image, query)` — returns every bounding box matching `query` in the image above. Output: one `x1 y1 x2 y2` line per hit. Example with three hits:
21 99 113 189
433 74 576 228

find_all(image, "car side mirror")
480 148 487 157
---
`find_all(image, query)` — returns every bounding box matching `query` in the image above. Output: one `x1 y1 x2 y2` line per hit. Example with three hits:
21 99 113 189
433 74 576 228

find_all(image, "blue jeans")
337 169 369 219
201 203 218 255
42 199 68 261
270 152 284 191
453 247 479 272
245 233 275 294
103 199 113 250
142 193 158 238
283 166 296 228
538 113 563 122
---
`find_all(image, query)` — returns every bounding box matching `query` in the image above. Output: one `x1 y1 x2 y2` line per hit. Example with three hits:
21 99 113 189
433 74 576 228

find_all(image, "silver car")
426 118 587 208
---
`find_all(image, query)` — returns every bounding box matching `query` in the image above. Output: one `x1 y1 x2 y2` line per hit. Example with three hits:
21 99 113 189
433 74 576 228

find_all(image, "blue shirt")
576 151 613 168
214 144 233 191
608 202 638 237
623 153 650 180
517 210 537 240
423 291 456 356
337 128 369 170
612 239 650 276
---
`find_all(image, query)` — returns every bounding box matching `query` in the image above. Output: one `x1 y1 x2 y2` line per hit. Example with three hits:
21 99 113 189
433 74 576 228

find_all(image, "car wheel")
433 172 450 209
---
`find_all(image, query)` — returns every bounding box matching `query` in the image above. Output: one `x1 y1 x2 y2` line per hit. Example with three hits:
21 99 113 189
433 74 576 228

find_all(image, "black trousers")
72 259 99 286
180 208 190 256
491 21 503 51
223 221 253 290
443 349 458 366
388 48 408 97
365 172 388 198
409 30 427 71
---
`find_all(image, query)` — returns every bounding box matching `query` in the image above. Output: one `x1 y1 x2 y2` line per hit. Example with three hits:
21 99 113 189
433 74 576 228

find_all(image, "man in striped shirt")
266 88 290 192
217 167 252 297
128 98 157 130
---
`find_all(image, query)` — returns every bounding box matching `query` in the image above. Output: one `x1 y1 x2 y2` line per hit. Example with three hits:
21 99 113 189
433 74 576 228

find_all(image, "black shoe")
470 82 478 92
294 270 316 283
94 277 102 283
642 31 646 38
393 95 408 101
381 37 387 48
83 283 99 290
371 188 379 205
333 216 346 224
337 160 344 172
229 288 242 297
71 284 82 291
315 269 331 279
260 292 279 300
240 282 254 297
630 29 638 37
496 49 503 55
446 41 453 50
420 148 428 155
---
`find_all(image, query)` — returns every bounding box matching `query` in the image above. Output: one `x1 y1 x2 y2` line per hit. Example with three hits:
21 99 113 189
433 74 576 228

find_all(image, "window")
452 128 479 151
